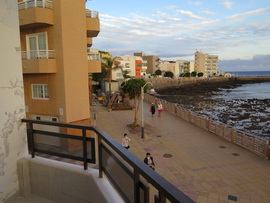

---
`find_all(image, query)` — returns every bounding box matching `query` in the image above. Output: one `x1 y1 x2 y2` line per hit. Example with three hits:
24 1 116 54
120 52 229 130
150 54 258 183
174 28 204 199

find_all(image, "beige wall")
0 0 27 200
194 51 206 73
143 55 159 74
54 0 89 122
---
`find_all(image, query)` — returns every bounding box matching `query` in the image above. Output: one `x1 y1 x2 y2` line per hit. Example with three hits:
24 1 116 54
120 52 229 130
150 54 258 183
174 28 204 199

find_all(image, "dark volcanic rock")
157 80 270 138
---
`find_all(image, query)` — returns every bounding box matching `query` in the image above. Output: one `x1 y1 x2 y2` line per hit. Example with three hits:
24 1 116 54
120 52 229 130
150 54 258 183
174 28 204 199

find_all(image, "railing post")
97 134 103 178
28 122 35 158
158 191 166 203
34 0 37 7
134 169 140 203
82 128 88 170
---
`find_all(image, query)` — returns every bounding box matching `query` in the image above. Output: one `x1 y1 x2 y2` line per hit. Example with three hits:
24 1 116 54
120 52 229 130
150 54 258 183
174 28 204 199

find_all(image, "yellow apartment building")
18 0 101 124
194 51 218 76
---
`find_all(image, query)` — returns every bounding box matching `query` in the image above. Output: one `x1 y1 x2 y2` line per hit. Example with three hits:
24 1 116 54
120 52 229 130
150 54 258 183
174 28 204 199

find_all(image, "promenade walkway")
95 103 270 203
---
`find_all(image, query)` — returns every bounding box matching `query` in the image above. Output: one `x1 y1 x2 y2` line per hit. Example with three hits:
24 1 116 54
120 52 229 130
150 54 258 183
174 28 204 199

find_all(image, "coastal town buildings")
178 60 195 74
134 52 159 74
194 51 219 76
158 60 179 77
18 0 101 124
1 2 190 203
111 55 147 81
104 55 147 92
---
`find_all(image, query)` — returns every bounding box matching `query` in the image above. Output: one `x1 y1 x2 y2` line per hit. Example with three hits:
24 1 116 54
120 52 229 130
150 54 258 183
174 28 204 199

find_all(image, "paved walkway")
95 102 270 203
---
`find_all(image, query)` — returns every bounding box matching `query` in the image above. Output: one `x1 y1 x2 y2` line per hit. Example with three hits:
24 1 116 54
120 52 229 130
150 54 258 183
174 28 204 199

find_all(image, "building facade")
158 60 179 78
134 52 159 74
18 0 101 123
194 51 218 76
111 55 146 81
178 60 195 74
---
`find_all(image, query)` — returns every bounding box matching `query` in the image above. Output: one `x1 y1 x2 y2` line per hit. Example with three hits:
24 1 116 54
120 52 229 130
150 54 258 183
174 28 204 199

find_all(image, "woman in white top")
121 133 131 149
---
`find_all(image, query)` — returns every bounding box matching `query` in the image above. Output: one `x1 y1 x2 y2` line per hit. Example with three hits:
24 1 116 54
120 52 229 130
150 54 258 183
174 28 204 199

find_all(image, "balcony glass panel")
18 0 53 10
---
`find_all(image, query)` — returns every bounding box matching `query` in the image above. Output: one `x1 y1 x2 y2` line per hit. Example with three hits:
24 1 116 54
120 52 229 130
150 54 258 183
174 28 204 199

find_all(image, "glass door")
26 32 47 59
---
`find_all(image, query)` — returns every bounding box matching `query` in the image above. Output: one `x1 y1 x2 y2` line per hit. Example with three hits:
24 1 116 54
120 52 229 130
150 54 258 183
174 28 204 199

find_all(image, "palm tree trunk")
134 98 138 125
109 68 112 96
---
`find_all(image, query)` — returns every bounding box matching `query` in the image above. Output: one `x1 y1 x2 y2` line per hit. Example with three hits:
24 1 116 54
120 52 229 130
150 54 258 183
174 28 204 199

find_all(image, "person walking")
157 102 163 117
144 152 155 170
121 133 131 149
150 103 156 117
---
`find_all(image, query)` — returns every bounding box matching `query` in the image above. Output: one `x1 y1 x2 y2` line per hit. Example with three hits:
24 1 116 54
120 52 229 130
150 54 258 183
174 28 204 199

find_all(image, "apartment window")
26 32 48 59
32 84 49 99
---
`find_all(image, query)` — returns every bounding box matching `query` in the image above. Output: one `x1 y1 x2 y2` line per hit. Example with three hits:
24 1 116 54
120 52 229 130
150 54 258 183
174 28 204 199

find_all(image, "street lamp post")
141 82 153 139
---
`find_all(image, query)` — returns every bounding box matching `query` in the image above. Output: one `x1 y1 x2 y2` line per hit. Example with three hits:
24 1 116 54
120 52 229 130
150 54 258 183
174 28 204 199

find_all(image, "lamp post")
141 82 154 139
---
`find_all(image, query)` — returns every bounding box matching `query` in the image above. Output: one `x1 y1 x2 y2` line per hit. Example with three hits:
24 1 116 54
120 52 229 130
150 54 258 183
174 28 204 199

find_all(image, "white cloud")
202 9 215 15
228 8 270 20
177 9 206 20
223 0 234 9
93 6 270 63
188 1 203 6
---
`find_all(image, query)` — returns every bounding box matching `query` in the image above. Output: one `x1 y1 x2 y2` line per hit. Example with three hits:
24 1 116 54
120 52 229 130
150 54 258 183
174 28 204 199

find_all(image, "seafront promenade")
95 102 270 203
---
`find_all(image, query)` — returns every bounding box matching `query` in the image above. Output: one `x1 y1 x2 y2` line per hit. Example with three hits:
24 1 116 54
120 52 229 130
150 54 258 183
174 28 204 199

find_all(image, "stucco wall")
0 0 27 201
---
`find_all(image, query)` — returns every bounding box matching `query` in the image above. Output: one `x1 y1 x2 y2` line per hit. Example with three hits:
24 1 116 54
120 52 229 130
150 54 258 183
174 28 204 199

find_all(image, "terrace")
6 119 194 203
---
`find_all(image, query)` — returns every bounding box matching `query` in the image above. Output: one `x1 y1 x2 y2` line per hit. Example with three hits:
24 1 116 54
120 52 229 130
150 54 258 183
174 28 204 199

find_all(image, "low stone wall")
146 77 229 89
146 76 270 90
145 94 270 159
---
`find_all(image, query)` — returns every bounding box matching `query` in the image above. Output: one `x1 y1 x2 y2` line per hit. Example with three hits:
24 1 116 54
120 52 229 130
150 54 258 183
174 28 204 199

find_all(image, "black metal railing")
22 119 194 203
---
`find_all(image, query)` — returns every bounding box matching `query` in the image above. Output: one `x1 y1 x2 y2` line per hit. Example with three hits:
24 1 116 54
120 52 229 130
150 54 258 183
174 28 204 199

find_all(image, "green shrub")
164 71 174 78
184 72 190 77
198 72 204 77
191 71 197 77
155 69 162 76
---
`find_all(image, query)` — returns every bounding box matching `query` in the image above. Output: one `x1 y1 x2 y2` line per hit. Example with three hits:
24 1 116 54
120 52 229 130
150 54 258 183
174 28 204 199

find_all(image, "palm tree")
122 78 146 126
102 57 122 96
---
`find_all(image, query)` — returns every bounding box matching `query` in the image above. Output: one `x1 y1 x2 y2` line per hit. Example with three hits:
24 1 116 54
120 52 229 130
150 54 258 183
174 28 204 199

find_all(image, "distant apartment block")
194 51 218 76
178 60 195 74
18 0 101 123
158 60 179 77
111 55 147 81
134 52 159 74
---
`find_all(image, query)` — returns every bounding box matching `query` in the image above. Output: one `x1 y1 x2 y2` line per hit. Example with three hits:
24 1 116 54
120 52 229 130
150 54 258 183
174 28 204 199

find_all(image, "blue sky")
86 0 270 70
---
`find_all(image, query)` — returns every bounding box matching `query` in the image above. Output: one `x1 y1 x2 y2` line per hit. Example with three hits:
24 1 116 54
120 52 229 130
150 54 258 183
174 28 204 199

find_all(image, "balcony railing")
87 52 100 61
18 0 53 10
86 9 99 18
21 50 55 60
21 119 194 203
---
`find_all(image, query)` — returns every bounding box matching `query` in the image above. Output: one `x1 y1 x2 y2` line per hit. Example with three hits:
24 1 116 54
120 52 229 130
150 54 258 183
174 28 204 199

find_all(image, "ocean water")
229 71 270 77
216 82 270 100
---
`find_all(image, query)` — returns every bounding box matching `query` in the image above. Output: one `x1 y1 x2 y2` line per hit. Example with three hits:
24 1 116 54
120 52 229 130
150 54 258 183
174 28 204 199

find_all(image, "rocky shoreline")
157 79 270 138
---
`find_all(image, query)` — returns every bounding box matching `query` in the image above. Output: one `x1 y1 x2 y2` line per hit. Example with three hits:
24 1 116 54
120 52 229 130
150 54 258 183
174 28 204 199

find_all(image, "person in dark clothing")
150 103 156 117
144 152 155 170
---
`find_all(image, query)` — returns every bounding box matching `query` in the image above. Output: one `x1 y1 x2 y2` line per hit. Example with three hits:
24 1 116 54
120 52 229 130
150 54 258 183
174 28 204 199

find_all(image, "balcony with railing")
21 50 57 74
18 0 54 28
87 37 93 47
86 9 100 37
19 119 194 203
88 52 101 73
